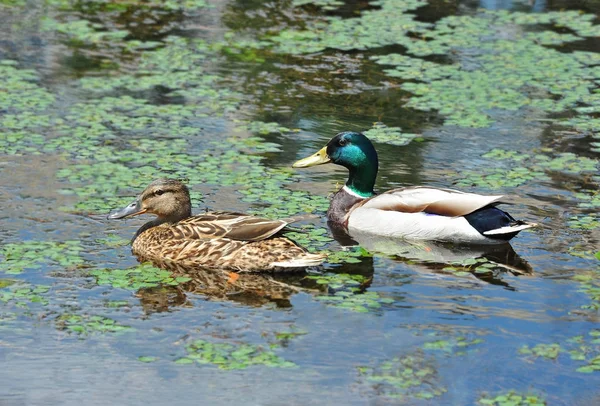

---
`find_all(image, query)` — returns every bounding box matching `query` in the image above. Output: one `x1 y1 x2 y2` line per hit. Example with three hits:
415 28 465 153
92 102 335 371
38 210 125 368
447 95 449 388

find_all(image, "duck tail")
271 252 326 268
482 220 537 237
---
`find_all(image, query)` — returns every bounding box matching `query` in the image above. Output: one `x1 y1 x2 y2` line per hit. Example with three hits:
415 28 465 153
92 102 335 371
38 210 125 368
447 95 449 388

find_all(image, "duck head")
293 132 378 198
107 178 192 223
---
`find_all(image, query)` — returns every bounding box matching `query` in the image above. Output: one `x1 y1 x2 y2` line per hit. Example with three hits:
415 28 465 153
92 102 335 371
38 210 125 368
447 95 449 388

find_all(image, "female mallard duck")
107 179 324 272
293 132 536 244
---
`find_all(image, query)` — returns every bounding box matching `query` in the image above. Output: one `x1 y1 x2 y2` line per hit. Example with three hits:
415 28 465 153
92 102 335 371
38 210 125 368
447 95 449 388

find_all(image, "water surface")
1 0 599 405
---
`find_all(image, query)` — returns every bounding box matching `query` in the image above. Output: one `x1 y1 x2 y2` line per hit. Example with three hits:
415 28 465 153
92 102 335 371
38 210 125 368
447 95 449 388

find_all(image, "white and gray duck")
293 131 536 244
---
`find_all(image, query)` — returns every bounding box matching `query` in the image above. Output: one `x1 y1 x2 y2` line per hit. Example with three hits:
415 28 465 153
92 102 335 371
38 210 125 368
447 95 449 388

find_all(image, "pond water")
1 0 600 405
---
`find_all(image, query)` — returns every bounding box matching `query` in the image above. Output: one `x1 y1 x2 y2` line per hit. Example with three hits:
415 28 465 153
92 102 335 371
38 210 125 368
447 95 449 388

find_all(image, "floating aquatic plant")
293 0 343 10
44 18 129 46
518 343 561 360
478 390 546 406
273 328 308 346
363 122 423 146
0 241 84 275
266 3 600 129
236 120 295 135
89 263 191 291
572 271 600 310
517 330 600 374
307 272 392 312
0 283 51 307
423 336 484 353
568 215 599 231
455 148 598 190
441 257 500 278
137 356 158 363
357 351 446 400
175 339 295 369
55 313 133 336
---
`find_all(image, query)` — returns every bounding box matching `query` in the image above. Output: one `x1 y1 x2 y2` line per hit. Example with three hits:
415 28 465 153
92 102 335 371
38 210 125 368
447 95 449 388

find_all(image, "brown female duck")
107 179 324 272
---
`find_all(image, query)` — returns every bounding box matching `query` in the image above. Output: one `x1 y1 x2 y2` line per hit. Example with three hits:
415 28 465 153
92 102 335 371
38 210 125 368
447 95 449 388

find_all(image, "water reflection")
133 259 318 311
330 223 533 287
134 254 378 312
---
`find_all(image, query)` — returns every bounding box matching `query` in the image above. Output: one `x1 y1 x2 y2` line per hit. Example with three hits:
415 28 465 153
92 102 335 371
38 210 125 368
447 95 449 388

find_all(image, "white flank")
347 208 501 244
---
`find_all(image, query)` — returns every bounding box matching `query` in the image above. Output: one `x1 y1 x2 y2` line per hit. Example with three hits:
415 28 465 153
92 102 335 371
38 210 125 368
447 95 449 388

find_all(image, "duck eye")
338 138 348 147
155 190 165 196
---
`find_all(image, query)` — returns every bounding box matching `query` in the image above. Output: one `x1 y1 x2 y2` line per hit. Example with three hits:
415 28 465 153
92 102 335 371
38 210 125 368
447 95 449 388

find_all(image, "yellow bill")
292 146 331 168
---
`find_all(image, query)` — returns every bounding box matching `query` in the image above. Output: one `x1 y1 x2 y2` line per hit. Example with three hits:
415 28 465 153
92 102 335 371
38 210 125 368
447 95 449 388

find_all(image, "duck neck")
345 163 376 198
328 188 365 226
132 213 187 243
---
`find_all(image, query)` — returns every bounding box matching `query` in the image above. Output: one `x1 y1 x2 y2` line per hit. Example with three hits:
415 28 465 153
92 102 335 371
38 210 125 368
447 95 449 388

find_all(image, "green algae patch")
293 0 343 10
78 36 241 111
283 226 373 264
363 122 423 146
46 0 209 13
441 257 506 278
518 330 600 374
89 263 191 291
41 0 210 60
518 343 561 360
572 271 600 310
0 62 56 156
325 247 372 265
478 390 546 406
96 235 131 248
307 272 392 312
55 313 133 336
43 18 129 47
0 241 85 275
245 185 330 220
0 0 26 7
423 336 484 354
0 61 55 111
574 190 600 211
138 356 158 363
269 0 430 54
175 339 295 370
273 328 308 346
236 121 296 136
283 226 333 251
454 148 598 190
568 331 600 373
357 351 446 401
0 279 17 289
0 283 51 307
266 2 600 128
568 214 600 231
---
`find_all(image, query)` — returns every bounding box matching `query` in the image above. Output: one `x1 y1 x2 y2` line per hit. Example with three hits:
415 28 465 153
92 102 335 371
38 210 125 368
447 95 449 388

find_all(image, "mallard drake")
293 132 536 244
107 179 325 272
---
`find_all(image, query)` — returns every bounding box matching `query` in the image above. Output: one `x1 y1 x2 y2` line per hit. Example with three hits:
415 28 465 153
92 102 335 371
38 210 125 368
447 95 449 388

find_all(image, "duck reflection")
329 222 532 287
133 225 532 313
134 259 312 313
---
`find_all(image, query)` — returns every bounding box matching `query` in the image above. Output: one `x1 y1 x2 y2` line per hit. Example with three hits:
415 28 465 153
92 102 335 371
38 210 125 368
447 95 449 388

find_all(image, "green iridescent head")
293 132 378 197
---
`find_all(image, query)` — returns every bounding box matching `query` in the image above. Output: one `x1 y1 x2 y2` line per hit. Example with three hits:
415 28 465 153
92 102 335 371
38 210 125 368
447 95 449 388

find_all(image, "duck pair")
108 132 536 272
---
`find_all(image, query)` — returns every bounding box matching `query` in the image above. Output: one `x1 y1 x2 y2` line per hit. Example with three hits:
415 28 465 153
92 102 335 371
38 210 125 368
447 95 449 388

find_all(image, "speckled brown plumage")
108 179 325 272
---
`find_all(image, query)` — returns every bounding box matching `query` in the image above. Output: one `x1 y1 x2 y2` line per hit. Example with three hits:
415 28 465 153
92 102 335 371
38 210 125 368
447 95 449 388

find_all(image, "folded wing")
353 186 504 217
173 211 289 242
